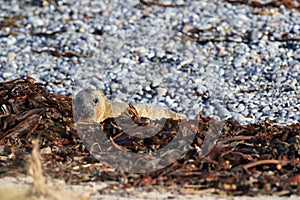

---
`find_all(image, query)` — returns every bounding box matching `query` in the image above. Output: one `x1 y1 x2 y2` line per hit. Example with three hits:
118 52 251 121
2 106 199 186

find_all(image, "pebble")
276 76 286 83
236 103 246 113
7 52 16 59
151 77 162 87
214 103 232 120
231 112 254 124
126 85 137 93
232 56 247 68
2 72 13 79
165 96 174 107
249 29 262 41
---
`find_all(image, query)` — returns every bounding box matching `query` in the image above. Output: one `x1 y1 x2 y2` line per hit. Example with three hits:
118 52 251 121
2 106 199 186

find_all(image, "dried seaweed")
26 0 59 7
139 0 186 7
0 77 299 196
224 0 300 10
0 13 23 30
180 25 300 45
31 49 82 58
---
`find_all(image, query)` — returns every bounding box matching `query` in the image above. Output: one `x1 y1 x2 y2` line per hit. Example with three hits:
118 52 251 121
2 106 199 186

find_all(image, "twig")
218 135 255 142
109 136 129 151
241 159 287 170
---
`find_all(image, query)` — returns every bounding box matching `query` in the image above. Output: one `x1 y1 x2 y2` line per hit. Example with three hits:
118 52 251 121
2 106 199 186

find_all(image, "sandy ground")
0 176 299 200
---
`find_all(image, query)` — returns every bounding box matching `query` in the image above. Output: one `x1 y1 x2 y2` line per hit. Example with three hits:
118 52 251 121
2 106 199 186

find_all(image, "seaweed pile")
0 78 299 196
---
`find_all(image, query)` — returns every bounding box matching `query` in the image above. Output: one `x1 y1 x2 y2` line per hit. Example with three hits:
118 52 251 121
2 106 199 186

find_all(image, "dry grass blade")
28 139 89 200
28 139 49 197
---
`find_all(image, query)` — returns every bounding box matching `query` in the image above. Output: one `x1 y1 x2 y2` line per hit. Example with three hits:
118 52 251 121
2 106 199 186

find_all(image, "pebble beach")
1 1 300 199
0 0 299 125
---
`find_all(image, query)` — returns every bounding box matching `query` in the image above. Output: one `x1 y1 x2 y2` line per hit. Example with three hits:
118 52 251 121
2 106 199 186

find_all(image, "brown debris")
31 49 82 58
180 24 300 45
180 0 300 45
139 0 185 8
0 77 299 196
31 28 67 37
0 13 23 30
224 0 300 10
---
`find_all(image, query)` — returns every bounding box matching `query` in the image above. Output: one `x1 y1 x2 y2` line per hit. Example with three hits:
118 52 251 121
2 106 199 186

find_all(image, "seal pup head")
73 88 108 123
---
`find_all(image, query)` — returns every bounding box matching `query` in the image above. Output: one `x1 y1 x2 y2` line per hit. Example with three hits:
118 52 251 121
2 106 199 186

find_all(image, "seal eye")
93 98 99 104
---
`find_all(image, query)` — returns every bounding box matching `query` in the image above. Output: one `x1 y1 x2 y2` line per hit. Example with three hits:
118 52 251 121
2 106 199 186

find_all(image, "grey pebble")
236 103 246 113
214 103 232 120
232 56 247 67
